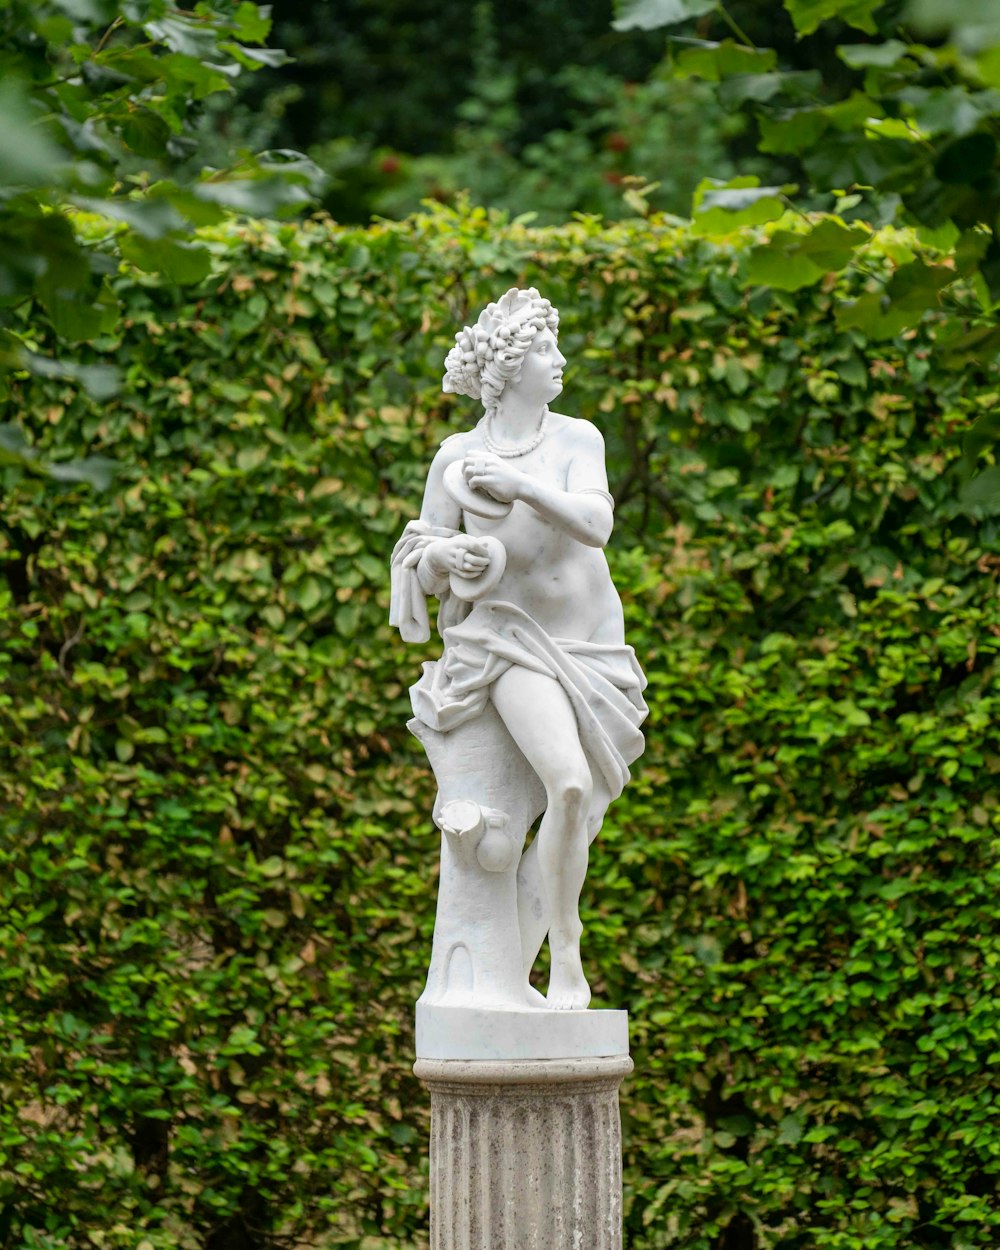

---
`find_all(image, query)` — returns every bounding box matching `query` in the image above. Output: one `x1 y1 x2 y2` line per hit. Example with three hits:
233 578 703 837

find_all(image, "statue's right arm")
420 441 464 531
414 441 467 593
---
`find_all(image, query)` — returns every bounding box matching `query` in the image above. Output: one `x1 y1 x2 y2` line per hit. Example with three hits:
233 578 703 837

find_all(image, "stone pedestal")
414 1056 632 1250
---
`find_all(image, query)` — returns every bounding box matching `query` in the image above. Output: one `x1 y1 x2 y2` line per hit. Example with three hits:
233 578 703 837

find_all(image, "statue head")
442 288 560 417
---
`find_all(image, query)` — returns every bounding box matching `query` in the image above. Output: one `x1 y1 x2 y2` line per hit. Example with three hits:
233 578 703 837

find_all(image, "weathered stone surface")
414 1056 632 1250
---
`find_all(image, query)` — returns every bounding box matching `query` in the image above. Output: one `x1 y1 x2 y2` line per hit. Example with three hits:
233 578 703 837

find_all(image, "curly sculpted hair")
442 288 559 419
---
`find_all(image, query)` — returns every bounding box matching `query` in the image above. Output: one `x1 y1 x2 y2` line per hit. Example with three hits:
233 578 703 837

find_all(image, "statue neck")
492 393 545 439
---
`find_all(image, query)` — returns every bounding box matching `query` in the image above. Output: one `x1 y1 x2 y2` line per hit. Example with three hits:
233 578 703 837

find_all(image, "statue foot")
524 982 548 1008
546 953 591 1011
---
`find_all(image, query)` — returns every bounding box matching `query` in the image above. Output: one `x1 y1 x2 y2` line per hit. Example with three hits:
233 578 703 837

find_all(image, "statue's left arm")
467 421 613 548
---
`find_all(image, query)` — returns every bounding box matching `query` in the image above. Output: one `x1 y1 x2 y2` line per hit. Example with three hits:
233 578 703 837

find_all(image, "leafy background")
1 206 998 1249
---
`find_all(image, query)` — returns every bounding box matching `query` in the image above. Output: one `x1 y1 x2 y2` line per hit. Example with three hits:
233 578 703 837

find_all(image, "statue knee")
553 772 592 817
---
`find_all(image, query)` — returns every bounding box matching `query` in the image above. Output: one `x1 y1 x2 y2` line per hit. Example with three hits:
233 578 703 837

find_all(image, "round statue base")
414 1055 632 1250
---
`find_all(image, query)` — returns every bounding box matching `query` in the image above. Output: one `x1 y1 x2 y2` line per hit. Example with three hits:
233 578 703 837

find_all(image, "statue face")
504 327 566 408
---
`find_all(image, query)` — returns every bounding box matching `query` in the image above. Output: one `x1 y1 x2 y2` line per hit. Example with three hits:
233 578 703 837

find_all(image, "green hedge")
1 205 998 1250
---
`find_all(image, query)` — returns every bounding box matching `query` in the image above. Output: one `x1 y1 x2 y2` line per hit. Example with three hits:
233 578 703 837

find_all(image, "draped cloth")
389 520 469 644
390 522 648 802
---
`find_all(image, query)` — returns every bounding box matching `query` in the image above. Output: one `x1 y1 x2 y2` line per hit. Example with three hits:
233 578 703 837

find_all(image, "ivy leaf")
612 0 716 31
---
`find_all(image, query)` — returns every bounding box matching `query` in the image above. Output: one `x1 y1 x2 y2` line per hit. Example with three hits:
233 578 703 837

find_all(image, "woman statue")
391 288 647 1012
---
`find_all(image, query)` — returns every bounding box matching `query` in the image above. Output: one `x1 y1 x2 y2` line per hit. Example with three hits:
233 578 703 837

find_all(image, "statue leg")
491 666 592 1011
516 780 613 989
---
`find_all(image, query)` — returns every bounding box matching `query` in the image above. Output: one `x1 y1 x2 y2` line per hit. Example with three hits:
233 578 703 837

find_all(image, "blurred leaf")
747 220 869 290
121 108 173 159
0 79 65 186
120 235 212 284
837 40 912 68
613 0 716 31
73 196 184 238
957 465 1000 513
24 352 121 399
785 0 880 36
960 410 1000 467
48 456 118 490
672 39 777 81
758 107 828 155
909 0 1000 52
692 177 795 235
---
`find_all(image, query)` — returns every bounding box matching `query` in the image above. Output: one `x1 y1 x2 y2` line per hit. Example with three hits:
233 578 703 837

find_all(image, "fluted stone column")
414 1056 632 1250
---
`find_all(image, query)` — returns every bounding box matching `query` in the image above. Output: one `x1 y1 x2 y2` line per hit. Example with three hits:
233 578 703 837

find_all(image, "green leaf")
885 259 956 310
956 410 1000 477
746 239 823 290
718 72 787 107
672 39 777 81
0 423 34 466
47 456 118 490
747 219 870 290
149 183 228 227
231 1 272 42
837 40 912 68
195 175 313 216
758 107 828 156
835 293 914 339
938 323 1000 367
957 466 1000 514
778 1113 805 1145
612 0 716 32
0 79 65 185
144 15 223 58
24 353 121 400
120 235 213 284
220 43 292 70
785 0 880 36
909 0 1000 53
37 278 106 342
73 196 184 239
121 108 172 159
692 177 795 236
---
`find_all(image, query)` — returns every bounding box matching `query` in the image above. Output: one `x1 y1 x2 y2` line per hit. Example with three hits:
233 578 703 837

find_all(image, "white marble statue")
391 289 647 1022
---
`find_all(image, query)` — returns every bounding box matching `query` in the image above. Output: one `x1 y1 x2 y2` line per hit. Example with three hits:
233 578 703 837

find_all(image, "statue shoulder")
434 428 479 465
549 412 605 452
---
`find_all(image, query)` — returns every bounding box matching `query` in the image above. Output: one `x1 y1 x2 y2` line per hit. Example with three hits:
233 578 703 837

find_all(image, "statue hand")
463 452 527 504
442 535 492 579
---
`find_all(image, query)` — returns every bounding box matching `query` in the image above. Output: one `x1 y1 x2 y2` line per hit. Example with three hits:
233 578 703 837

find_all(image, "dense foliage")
0 0 319 437
614 0 1000 340
1 206 998 1249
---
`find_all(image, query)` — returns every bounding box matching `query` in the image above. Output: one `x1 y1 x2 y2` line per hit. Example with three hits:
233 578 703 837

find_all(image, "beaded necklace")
483 406 549 458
